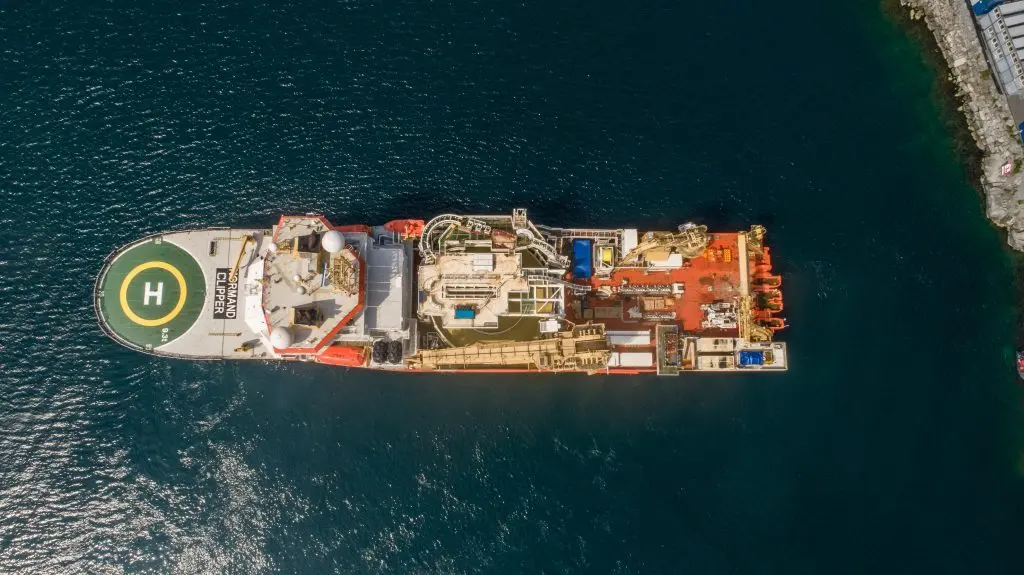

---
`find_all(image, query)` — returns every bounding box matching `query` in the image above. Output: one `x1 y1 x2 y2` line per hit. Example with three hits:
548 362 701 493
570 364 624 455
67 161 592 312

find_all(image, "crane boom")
228 234 254 283
618 224 709 264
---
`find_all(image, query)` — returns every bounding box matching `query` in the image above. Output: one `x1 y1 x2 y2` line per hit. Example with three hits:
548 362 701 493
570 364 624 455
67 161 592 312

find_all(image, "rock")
907 0 1024 250
1010 230 1024 250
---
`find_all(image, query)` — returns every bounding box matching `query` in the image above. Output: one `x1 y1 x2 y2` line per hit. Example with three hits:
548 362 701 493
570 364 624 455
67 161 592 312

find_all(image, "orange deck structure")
559 232 783 370
571 233 746 335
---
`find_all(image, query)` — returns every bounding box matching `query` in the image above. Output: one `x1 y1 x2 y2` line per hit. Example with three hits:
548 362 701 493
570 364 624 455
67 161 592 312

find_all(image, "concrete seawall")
902 0 1024 250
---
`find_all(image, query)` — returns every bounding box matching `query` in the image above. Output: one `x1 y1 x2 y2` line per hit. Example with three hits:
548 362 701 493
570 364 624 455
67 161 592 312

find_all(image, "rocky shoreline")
900 0 1024 250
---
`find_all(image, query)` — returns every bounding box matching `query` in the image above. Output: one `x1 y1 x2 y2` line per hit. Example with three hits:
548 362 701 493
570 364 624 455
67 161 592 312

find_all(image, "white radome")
267 242 278 253
295 285 307 295
292 274 302 282
270 326 293 349
321 229 344 253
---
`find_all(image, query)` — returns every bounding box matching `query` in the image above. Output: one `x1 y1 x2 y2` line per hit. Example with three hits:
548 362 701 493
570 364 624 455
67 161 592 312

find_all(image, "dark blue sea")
2 0 1024 572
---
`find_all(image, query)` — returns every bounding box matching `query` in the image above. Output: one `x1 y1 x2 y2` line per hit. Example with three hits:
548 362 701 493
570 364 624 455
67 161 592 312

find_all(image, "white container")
606 330 652 346
618 352 654 367
470 253 494 272
621 229 638 256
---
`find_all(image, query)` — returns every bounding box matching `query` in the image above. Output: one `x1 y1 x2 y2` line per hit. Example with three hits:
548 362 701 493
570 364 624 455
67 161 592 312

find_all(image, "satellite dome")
267 242 278 253
292 274 302 282
270 326 293 349
295 285 307 295
322 230 344 254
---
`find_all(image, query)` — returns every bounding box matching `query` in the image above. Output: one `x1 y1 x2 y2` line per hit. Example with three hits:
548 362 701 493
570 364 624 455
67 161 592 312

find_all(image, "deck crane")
228 234 254 283
618 223 710 265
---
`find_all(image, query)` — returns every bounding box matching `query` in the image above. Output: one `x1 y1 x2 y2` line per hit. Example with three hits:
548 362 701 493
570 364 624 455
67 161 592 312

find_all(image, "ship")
93 210 787 375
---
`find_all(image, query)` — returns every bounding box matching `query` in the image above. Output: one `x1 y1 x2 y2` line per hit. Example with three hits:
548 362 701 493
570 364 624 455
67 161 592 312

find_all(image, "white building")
976 1 1024 95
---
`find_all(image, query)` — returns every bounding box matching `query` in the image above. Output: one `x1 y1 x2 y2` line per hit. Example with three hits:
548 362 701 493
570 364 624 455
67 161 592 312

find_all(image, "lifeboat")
316 344 368 367
384 219 425 239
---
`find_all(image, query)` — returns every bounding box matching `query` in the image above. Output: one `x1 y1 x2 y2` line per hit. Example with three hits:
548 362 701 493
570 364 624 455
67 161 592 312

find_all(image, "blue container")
738 350 765 366
572 239 593 279
973 0 1005 16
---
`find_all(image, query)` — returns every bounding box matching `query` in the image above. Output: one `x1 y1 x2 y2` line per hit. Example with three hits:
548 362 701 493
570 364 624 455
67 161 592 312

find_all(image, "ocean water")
2 0 1024 572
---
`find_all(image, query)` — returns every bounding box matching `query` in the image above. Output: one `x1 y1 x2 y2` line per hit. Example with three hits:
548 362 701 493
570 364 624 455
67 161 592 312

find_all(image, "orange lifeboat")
384 219 425 239
316 345 367 367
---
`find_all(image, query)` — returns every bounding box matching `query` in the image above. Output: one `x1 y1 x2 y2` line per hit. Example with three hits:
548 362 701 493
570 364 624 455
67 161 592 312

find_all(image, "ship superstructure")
95 210 786 374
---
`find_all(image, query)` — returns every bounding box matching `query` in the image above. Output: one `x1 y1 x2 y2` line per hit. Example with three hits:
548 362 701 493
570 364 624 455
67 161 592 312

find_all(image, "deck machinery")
94 210 787 375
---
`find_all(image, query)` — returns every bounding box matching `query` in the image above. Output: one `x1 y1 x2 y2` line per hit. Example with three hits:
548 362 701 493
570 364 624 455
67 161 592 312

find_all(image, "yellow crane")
618 224 709 265
228 234 254 283
738 295 773 342
745 225 766 254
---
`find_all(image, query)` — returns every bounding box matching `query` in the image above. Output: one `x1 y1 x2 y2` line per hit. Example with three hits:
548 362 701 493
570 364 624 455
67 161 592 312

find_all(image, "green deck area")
431 315 542 347
96 238 206 349
519 249 543 269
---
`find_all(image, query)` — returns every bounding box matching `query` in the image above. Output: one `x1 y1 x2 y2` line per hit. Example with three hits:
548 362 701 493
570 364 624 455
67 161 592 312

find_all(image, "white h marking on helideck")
143 282 164 306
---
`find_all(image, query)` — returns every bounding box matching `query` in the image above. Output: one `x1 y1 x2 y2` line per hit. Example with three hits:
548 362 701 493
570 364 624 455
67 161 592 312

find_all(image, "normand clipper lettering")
213 268 238 320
